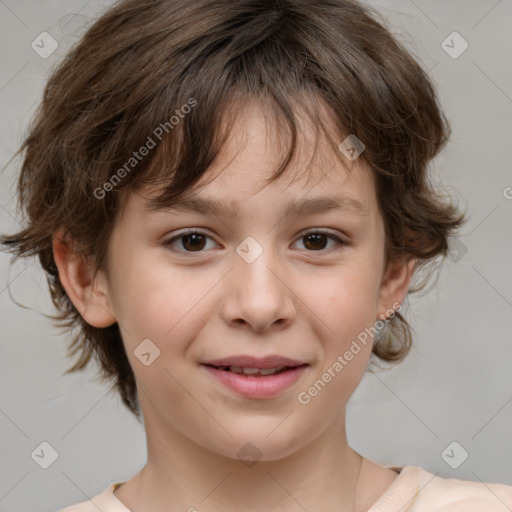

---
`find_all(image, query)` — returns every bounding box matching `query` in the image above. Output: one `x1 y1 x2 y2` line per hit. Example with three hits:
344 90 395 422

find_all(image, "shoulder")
56 482 128 512
413 466 512 511
372 465 512 511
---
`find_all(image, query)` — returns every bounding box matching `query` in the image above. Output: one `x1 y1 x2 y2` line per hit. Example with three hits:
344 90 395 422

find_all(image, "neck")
121 406 363 512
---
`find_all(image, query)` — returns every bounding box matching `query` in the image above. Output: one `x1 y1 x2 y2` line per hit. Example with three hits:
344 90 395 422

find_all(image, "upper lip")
201 355 308 369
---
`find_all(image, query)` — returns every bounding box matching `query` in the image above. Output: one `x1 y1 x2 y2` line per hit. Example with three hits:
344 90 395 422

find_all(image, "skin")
54 99 415 512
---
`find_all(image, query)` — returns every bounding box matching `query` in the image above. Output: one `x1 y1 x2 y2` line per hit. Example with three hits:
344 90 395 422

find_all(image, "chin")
210 426 310 464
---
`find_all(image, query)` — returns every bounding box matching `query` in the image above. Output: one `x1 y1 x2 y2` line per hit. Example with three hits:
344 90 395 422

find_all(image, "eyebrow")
150 194 368 218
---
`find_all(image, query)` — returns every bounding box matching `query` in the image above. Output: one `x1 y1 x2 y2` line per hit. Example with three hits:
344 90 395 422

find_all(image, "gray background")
1 0 511 510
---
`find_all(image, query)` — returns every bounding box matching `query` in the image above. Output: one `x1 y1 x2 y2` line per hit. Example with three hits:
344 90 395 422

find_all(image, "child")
2 0 511 510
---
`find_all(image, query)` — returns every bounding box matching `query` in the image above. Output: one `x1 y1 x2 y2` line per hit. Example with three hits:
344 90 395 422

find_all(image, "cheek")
310 262 381 334
110 253 212 358
300 268 378 407
304 262 380 388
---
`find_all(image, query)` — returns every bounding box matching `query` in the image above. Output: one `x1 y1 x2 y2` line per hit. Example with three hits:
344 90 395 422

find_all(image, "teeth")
222 366 288 375
259 367 282 376
239 367 260 375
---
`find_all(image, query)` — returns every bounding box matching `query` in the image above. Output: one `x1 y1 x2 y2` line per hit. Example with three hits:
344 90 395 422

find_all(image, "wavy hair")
2 0 466 418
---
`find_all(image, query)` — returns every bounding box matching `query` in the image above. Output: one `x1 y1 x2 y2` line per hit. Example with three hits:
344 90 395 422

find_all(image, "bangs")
135 89 357 212
2 0 465 417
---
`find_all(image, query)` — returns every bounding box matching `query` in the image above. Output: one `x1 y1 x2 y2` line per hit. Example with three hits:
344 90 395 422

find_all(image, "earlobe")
376 257 416 319
52 229 116 328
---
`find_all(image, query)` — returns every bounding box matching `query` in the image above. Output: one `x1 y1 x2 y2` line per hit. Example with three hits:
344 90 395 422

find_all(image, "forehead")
120 98 380 224
203 98 367 185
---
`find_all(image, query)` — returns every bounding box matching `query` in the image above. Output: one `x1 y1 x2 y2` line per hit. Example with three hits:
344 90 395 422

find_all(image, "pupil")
304 233 326 250
183 234 205 251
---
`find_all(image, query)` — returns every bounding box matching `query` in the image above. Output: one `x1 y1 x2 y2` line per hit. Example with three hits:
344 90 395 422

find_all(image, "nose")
219 244 296 333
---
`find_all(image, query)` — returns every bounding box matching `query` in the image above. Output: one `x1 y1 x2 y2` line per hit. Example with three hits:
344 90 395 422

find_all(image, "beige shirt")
58 465 512 512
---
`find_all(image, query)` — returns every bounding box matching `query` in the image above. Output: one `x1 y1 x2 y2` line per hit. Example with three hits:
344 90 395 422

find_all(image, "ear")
52 229 116 328
376 257 416 320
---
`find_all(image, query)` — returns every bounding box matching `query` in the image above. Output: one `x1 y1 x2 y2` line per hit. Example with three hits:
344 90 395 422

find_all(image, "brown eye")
180 233 207 251
164 230 216 253
293 230 346 253
303 233 328 251
164 228 346 256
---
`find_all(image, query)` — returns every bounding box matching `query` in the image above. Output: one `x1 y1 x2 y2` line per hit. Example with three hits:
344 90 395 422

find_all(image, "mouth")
202 364 307 376
201 354 308 369
200 357 310 398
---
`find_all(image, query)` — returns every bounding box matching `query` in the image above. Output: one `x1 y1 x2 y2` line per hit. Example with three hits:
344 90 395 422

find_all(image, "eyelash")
163 228 348 256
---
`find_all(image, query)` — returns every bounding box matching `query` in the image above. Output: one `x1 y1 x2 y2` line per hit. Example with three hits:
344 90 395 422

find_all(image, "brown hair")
2 0 466 419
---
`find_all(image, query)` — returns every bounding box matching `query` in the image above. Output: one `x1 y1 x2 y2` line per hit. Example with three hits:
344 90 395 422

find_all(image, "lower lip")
201 364 308 399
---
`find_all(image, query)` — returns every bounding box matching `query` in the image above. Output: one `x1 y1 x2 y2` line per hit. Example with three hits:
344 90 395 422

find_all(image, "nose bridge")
235 232 283 295
221 232 295 331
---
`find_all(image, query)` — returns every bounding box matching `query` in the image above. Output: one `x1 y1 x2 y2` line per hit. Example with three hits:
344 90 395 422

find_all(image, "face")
63 99 412 463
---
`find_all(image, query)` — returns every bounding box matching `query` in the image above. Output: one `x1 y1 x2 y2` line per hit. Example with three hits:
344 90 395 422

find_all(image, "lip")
201 355 307 369
201 364 308 399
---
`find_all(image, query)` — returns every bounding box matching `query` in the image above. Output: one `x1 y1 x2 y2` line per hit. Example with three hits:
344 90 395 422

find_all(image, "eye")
163 228 346 255
164 229 217 254
292 229 346 253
